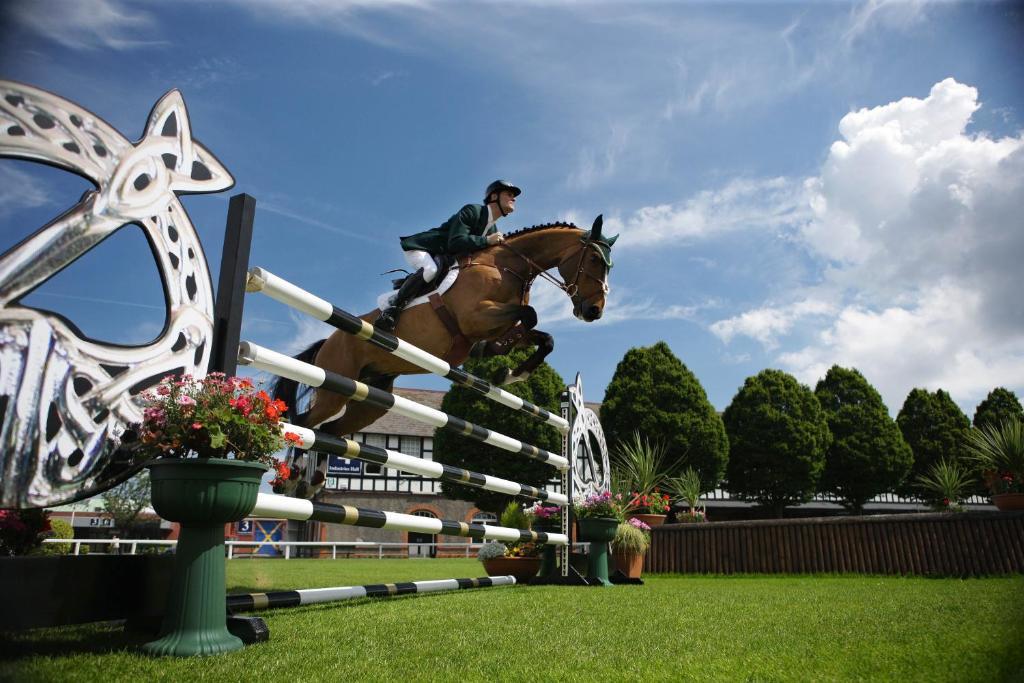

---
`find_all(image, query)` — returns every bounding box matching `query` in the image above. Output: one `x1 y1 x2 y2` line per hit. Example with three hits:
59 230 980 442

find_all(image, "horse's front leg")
495 328 554 386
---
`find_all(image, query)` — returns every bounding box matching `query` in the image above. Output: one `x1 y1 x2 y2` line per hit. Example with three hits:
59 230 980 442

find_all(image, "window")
362 434 386 475
469 511 498 545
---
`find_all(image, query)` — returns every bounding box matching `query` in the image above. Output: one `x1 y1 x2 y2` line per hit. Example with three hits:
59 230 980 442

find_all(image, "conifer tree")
723 369 831 518
601 341 728 489
973 387 1024 431
896 388 971 497
815 366 913 512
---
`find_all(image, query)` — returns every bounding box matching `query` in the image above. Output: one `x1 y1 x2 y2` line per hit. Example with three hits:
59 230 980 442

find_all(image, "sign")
237 519 253 534
327 454 362 475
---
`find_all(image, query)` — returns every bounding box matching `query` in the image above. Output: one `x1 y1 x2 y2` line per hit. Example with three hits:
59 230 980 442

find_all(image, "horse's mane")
504 221 581 240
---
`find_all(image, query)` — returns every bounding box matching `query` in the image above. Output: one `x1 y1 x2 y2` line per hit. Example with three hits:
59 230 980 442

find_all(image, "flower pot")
628 513 666 527
993 493 1024 511
612 550 645 579
576 517 619 586
142 458 267 657
482 556 541 584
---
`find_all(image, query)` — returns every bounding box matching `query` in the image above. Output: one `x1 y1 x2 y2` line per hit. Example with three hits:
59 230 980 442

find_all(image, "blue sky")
2 0 1022 418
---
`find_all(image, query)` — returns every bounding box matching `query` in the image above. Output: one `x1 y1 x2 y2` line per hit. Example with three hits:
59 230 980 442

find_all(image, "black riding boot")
377 268 426 332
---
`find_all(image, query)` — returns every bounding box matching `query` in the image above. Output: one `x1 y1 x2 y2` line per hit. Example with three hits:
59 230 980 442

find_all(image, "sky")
1 0 1022 420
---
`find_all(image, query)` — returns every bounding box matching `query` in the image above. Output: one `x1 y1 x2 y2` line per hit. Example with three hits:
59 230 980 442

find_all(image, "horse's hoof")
496 368 528 386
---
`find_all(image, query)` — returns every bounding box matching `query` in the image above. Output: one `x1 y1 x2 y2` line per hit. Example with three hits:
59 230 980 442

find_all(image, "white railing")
41 538 491 559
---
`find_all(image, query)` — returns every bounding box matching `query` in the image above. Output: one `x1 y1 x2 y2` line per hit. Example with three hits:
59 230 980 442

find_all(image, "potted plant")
915 459 972 512
665 467 709 523
573 491 623 586
478 503 541 583
611 517 651 579
964 418 1024 511
129 372 299 657
611 432 671 526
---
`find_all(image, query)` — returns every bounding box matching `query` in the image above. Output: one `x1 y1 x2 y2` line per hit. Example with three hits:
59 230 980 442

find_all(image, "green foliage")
897 388 971 497
610 431 669 496
601 341 728 489
723 369 832 517
964 418 1024 494
915 459 973 511
476 541 507 561
36 517 74 555
436 350 563 514
611 520 650 554
664 467 704 512
100 471 151 536
973 387 1024 431
0 509 52 556
814 365 914 512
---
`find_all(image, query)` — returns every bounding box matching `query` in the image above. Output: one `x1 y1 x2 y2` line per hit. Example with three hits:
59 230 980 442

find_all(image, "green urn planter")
576 517 619 586
142 458 267 657
534 521 562 578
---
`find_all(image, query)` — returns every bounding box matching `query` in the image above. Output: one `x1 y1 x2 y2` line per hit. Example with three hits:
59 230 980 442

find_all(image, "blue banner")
327 454 362 475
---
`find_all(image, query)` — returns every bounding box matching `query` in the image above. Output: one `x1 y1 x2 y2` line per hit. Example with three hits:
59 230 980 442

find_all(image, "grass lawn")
1 559 1021 682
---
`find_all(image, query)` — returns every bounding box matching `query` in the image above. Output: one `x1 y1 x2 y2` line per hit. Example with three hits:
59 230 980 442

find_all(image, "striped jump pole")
227 576 516 613
282 422 568 505
245 266 568 434
239 341 568 470
251 493 570 546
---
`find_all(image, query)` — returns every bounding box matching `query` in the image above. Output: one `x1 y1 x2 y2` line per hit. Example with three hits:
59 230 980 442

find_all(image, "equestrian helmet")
484 180 522 203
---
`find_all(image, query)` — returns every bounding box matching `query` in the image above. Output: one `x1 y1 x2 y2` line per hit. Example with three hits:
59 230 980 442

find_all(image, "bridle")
498 238 609 301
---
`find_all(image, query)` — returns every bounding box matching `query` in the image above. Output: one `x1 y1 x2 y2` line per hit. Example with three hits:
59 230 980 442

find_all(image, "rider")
376 179 521 331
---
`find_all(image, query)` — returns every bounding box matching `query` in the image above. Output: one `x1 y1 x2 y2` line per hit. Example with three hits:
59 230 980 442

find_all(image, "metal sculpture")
0 81 233 508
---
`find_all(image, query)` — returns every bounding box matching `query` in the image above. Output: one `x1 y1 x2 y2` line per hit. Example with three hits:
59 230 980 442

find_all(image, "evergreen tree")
896 388 971 497
973 387 1024 431
601 341 728 489
723 369 831 518
435 350 563 515
100 470 151 537
815 366 913 512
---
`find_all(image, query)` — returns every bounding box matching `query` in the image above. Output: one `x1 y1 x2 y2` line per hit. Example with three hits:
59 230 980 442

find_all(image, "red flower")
283 431 303 445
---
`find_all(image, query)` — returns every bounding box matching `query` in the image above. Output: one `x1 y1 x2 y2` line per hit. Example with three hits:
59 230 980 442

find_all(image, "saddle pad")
376 264 460 312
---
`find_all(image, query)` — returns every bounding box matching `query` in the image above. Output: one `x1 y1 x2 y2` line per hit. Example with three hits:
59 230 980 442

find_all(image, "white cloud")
566 123 631 190
11 0 167 50
0 165 53 217
714 78 1024 410
710 299 836 349
607 176 811 249
527 278 708 328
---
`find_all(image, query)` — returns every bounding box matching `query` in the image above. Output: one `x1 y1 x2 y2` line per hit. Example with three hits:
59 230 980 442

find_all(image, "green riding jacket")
399 204 497 255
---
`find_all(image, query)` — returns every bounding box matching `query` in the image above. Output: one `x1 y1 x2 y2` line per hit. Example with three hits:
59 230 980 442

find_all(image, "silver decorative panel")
568 374 610 499
0 81 233 508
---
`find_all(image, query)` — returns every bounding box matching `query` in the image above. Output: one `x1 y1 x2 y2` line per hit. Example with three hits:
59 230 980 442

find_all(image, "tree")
100 470 152 537
814 366 913 512
723 369 831 518
436 350 563 515
973 387 1024 431
601 341 728 489
896 388 970 497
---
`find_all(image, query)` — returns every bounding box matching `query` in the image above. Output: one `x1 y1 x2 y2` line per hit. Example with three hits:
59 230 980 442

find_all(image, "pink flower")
177 395 195 406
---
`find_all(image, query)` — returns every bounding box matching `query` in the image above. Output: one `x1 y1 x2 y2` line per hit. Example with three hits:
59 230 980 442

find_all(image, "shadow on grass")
0 621 149 660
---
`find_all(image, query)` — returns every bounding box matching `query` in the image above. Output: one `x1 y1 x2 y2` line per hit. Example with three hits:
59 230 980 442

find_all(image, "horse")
272 216 617 497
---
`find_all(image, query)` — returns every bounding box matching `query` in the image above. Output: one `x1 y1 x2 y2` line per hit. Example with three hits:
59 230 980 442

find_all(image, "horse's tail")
271 338 327 424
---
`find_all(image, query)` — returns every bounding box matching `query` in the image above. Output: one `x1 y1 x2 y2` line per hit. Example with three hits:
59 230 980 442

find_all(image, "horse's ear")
591 214 603 241
606 234 619 248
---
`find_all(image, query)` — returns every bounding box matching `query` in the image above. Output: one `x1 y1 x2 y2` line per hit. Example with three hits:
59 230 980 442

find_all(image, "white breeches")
404 250 439 282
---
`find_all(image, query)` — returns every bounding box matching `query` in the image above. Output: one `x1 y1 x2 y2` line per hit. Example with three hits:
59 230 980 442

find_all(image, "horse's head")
558 215 617 322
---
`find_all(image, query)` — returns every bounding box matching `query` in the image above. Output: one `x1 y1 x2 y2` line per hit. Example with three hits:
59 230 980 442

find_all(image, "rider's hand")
486 232 505 245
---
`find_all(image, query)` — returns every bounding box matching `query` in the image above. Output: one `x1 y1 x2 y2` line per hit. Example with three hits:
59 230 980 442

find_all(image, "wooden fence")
647 511 1024 576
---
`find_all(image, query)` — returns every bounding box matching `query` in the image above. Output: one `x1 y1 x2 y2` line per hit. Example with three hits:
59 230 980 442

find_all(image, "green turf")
1 559 1021 682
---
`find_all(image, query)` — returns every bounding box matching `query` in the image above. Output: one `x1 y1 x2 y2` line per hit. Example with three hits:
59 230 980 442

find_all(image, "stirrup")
376 308 399 332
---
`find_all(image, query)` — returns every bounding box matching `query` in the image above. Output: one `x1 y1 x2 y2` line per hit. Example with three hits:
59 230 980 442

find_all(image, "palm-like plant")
664 467 703 512
610 431 670 496
963 418 1024 495
915 459 973 511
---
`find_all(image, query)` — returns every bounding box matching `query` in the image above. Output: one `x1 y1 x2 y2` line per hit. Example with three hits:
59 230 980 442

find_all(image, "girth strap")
428 293 472 364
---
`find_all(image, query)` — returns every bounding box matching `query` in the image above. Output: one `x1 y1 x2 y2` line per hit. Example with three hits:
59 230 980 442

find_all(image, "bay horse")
272 216 617 497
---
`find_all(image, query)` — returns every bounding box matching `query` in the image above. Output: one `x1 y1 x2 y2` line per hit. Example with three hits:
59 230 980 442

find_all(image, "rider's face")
498 190 517 214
